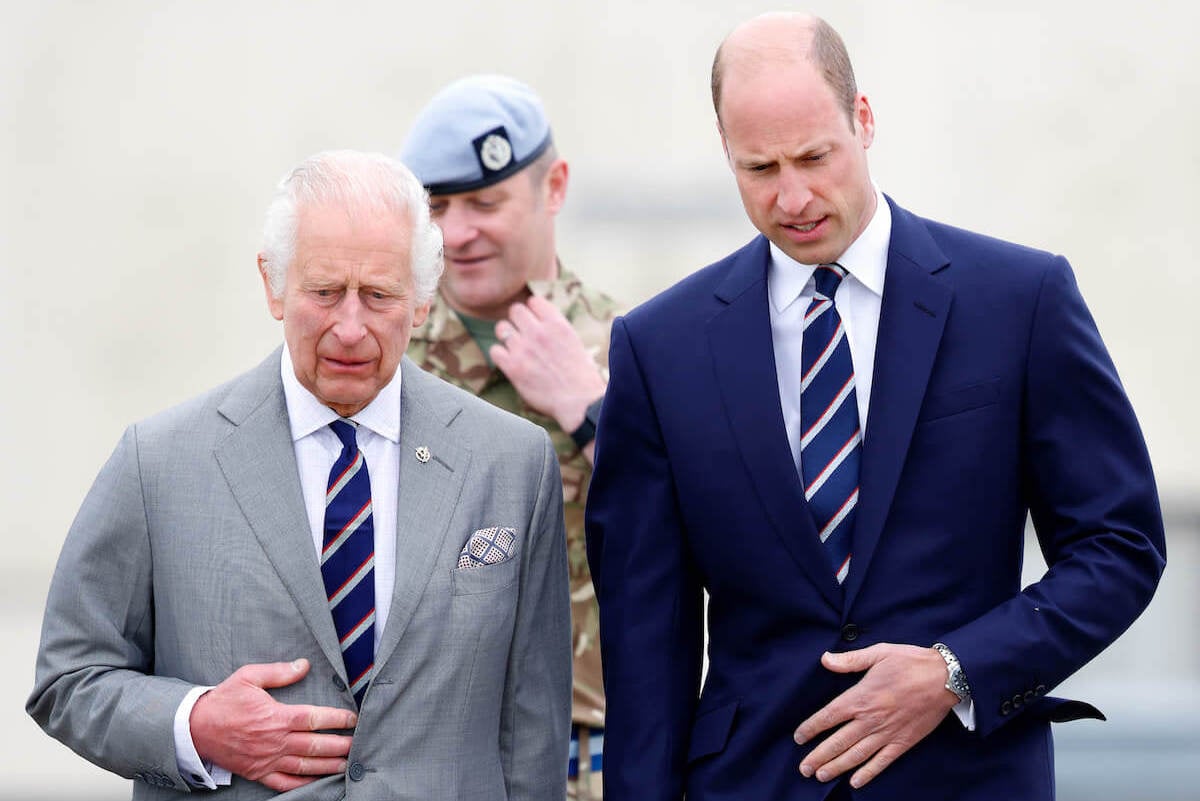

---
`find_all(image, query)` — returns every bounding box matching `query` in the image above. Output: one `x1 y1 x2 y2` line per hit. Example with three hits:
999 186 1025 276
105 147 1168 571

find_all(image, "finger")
280 703 358 732
275 755 350 776
798 719 870 776
282 731 355 758
488 343 509 370
821 645 886 674
794 695 855 744
234 658 310 689
849 742 907 789
808 730 886 783
525 295 573 335
507 302 539 333
525 294 555 319
494 320 517 345
260 772 318 793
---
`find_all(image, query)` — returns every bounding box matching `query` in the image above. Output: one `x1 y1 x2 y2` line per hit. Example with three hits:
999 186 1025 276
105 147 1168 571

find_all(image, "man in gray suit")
27 150 571 800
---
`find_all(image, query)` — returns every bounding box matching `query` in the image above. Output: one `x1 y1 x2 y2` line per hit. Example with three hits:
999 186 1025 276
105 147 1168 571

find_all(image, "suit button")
1024 690 1035 703
348 762 366 782
1035 684 1047 696
1000 700 1012 716
1012 693 1024 709
840 624 860 642
332 674 347 692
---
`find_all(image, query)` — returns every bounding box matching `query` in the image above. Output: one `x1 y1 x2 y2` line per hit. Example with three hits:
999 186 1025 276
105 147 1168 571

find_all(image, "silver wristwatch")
932 642 971 702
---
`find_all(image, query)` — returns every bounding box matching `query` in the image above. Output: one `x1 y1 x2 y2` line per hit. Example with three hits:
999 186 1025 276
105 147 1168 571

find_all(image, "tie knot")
813 263 848 300
329 419 358 453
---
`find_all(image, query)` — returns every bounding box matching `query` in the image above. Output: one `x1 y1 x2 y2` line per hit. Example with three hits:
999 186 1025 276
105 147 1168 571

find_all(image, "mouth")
783 218 823 233
321 356 375 373
780 217 827 242
447 253 496 268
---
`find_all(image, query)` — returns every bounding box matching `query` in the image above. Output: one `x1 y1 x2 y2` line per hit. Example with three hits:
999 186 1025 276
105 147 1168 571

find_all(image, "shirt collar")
279 344 403 444
768 186 892 313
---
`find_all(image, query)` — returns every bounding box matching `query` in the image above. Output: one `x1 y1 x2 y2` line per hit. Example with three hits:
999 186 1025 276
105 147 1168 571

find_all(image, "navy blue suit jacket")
585 198 1166 801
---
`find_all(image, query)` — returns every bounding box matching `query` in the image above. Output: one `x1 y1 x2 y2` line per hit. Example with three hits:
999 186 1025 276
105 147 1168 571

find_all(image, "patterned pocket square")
457 526 517 570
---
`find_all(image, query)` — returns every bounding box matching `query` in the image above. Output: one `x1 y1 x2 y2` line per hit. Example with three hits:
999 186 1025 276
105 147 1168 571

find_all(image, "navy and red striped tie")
799 264 862 585
322 420 375 705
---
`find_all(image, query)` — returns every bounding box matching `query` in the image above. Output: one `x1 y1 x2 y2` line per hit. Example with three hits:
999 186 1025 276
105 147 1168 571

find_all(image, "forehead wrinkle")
296 248 410 286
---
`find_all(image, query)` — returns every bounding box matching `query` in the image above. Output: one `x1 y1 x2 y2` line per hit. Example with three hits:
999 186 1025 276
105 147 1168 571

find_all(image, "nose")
436 203 478 251
330 292 368 345
775 166 813 218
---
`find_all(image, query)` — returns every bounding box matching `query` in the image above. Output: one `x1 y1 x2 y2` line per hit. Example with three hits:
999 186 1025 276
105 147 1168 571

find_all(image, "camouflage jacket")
407 268 619 727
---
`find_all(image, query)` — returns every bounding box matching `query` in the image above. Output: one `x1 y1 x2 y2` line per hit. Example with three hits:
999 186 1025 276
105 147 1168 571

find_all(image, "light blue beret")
400 74 553 195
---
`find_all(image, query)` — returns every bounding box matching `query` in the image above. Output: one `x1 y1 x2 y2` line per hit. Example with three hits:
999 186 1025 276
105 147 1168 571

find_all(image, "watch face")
933 643 970 700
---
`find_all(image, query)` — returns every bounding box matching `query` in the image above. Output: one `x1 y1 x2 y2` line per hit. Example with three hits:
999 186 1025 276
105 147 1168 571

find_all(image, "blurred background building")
3 1 1196 798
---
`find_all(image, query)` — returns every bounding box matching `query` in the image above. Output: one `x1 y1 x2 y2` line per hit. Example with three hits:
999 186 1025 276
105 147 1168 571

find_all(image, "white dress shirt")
767 188 975 730
768 188 889 472
174 346 404 787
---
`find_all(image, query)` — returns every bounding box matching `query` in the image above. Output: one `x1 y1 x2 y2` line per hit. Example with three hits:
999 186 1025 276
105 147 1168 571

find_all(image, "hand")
794 644 958 788
190 658 357 793
490 295 606 435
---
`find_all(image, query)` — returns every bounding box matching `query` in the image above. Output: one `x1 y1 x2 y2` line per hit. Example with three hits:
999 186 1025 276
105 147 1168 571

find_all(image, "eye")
429 201 447 216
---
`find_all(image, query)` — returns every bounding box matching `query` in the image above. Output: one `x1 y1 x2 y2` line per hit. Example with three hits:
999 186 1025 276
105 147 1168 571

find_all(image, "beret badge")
474 126 514 174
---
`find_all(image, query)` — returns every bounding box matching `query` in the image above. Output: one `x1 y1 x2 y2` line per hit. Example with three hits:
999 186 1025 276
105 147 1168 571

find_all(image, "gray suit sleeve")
26 426 194 788
499 431 571 801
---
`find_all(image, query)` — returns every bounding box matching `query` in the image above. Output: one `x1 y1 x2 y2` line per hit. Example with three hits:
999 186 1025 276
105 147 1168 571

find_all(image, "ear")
543 159 569 215
258 254 284 321
412 300 432 328
854 94 875 149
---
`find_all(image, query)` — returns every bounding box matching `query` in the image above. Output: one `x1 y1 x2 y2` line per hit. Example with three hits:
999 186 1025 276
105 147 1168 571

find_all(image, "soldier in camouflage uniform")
401 75 619 800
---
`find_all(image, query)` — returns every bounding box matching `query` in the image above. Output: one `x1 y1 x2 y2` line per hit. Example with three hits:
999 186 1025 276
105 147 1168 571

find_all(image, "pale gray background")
3 1 1197 798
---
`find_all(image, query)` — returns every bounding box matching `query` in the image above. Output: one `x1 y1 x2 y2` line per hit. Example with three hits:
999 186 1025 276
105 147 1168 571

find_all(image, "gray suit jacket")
28 350 571 800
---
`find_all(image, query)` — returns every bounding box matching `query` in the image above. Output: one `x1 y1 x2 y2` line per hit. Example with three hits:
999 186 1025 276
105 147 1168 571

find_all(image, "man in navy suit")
585 11 1166 801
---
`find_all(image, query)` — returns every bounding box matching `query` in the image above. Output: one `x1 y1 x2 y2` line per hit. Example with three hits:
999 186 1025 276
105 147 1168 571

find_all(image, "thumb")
235 658 311 689
821 645 884 674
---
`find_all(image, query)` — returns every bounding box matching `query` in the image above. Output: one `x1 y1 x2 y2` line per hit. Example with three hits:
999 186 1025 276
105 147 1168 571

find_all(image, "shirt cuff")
951 695 976 731
174 686 233 788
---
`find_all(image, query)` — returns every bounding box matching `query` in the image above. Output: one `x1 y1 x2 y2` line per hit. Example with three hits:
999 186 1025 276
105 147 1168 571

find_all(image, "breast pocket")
448 551 522 696
918 378 1001 423
451 553 520 596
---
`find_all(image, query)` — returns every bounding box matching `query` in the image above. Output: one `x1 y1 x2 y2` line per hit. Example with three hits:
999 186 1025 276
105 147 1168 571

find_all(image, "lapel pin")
415 446 431 464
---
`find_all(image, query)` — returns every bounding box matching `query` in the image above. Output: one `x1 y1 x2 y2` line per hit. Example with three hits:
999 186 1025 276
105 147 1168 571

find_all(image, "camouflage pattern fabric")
408 267 618 732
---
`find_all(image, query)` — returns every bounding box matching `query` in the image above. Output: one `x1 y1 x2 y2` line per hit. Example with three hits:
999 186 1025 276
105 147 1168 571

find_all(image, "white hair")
260 150 444 303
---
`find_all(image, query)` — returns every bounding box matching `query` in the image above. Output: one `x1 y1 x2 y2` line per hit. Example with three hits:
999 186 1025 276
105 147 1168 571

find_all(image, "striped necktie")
799 263 862 585
322 419 376 705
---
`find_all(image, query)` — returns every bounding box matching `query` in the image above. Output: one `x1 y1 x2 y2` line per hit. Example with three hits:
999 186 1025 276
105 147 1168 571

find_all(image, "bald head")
712 12 858 130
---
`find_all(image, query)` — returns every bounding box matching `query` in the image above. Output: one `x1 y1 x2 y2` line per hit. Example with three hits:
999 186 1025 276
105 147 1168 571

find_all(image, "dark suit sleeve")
500 430 572 801
586 318 705 801
26 426 194 787
940 256 1166 736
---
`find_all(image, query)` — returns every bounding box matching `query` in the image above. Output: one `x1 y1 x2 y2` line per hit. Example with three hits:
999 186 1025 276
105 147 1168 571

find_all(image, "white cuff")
951 695 976 731
174 686 233 788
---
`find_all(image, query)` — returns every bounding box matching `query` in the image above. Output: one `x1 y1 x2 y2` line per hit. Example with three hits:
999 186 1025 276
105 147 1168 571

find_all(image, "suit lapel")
213 351 346 675
843 201 953 610
708 237 842 609
373 359 470 670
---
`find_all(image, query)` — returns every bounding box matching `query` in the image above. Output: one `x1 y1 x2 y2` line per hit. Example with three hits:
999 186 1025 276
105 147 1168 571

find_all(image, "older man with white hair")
28 150 572 800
